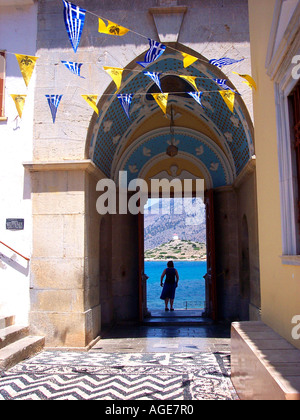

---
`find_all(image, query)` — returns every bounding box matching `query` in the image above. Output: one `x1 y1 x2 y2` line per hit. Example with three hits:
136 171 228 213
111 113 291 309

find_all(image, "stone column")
24 160 105 349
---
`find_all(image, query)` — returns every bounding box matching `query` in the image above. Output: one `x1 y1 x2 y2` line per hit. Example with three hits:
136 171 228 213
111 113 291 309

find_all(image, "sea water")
144 260 207 310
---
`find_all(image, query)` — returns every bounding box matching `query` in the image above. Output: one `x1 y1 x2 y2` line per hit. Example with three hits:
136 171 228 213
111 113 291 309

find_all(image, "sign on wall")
6 219 24 231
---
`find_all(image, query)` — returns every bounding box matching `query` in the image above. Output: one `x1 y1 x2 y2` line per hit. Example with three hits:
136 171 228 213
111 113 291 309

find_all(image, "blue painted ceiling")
89 51 254 188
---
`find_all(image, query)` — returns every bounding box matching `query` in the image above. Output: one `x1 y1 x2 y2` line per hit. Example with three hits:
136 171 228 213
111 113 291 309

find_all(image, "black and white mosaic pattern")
0 351 237 400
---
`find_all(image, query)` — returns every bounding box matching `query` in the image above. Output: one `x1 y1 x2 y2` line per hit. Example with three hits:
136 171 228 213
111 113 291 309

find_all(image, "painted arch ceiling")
89 49 254 190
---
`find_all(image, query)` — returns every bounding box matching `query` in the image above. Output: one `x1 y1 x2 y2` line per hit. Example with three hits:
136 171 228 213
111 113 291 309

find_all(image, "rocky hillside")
145 239 207 261
144 198 206 250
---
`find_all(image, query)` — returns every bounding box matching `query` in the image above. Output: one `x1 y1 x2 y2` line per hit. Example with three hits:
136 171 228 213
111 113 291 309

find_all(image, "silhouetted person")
160 261 179 311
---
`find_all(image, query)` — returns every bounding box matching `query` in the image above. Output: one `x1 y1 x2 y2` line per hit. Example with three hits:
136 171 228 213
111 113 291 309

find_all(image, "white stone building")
0 0 37 324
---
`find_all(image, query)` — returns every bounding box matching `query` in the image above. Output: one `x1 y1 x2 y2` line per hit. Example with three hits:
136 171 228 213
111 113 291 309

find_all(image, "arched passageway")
86 46 260 329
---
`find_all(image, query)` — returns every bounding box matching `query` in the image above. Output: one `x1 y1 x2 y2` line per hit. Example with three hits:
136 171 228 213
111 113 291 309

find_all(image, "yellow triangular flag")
152 93 169 114
103 67 124 93
98 18 129 36
82 95 99 115
219 91 235 113
181 52 198 68
15 54 38 87
10 94 26 118
232 71 257 90
179 75 199 91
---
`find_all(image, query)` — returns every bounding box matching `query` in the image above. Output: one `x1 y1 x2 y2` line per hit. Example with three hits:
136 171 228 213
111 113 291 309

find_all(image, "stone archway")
27 44 260 348
86 46 259 326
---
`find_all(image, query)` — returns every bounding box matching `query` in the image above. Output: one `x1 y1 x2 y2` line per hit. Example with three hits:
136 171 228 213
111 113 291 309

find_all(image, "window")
0 51 5 118
290 82 300 239
266 1 300 260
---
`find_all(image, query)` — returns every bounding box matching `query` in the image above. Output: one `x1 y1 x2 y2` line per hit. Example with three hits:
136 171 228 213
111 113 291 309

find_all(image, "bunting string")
64 0 249 69
7 0 257 121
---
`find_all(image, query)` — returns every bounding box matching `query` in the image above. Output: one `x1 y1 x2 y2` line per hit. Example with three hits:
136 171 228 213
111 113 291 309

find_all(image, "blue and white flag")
137 39 166 68
209 57 244 69
46 95 63 123
62 0 86 53
117 94 133 120
214 79 237 93
188 91 204 108
143 71 163 92
61 61 85 78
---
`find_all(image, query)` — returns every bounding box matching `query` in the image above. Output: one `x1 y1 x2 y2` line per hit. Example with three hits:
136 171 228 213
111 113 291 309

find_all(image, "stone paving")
0 319 238 400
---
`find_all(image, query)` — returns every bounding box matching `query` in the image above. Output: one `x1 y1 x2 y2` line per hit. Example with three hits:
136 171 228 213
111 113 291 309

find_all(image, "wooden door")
138 212 145 322
205 189 217 321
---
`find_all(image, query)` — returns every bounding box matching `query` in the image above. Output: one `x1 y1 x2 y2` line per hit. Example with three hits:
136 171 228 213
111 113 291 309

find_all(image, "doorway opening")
143 196 207 320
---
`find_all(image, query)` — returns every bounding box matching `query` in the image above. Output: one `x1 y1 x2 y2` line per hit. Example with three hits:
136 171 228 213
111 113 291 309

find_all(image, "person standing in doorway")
160 261 179 311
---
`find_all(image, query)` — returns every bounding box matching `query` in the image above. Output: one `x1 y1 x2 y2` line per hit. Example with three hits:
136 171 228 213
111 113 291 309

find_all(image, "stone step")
0 335 45 371
142 318 213 326
0 315 15 330
0 325 29 350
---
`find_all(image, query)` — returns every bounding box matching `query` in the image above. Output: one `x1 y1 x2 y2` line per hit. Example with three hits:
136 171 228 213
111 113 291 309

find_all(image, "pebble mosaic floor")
0 324 238 400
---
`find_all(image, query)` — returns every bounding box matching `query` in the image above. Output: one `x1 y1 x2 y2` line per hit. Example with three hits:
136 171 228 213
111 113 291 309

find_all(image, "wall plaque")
6 219 24 230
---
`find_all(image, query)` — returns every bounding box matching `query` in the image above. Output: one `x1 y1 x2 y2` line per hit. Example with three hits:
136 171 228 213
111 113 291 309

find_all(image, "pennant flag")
232 71 257 90
117 94 133 120
46 94 63 123
15 54 38 87
209 57 244 69
214 79 237 93
188 91 204 108
152 93 169 114
82 95 99 115
179 75 199 91
103 67 124 93
219 90 235 113
62 0 86 53
181 52 198 68
144 71 163 92
98 18 129 36
137 39 166 68
61 61 85 78
10 94 26 118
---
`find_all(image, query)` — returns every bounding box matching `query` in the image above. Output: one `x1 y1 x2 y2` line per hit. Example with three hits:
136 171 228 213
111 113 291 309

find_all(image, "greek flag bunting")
143 71 163 92
188 91 204 108
214 79 237 93
137 39 166 68
61 61 85 78
62 0 86 53
117 94 133 120
46 95 63 123
209 57 244 69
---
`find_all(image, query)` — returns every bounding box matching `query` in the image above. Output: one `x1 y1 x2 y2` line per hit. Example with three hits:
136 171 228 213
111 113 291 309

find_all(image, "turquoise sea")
145 260 207 310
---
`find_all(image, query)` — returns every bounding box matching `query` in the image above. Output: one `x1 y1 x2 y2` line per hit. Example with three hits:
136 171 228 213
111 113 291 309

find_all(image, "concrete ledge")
23 159 106 180
231 321 300 400
149 6 188 14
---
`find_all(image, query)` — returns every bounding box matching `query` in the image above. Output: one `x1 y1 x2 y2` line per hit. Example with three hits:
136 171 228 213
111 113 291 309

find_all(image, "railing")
0 241 30 262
